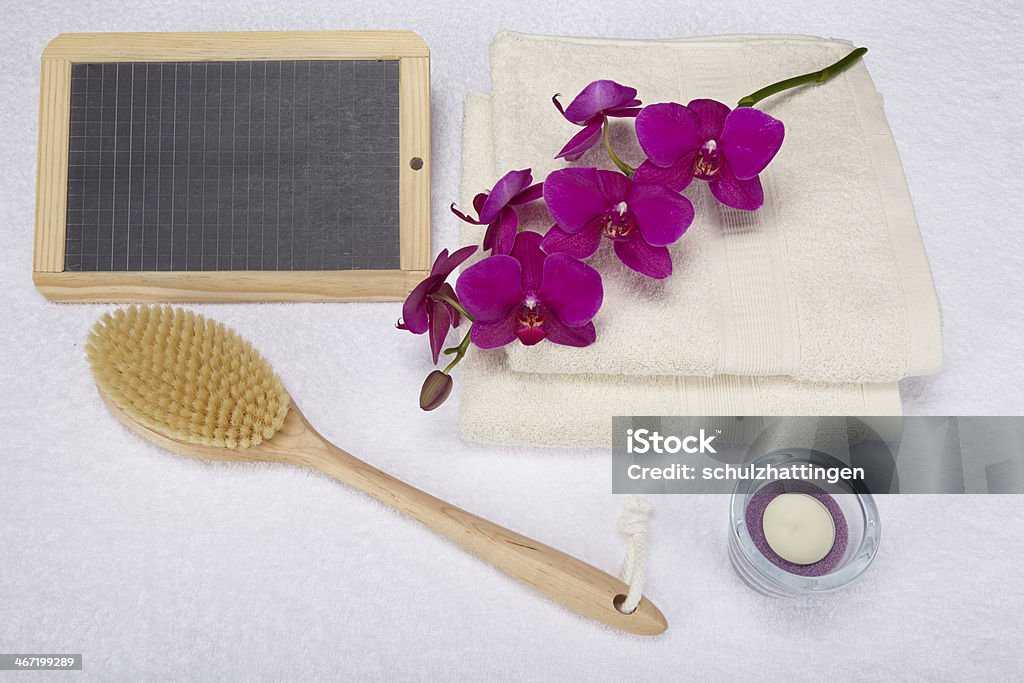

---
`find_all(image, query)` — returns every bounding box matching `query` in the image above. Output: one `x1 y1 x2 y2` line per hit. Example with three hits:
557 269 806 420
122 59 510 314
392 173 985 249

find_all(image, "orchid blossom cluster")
397 48 867 410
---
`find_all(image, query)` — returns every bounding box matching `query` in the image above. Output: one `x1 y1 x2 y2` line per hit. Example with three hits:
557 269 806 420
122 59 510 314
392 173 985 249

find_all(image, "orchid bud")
419 370 453 411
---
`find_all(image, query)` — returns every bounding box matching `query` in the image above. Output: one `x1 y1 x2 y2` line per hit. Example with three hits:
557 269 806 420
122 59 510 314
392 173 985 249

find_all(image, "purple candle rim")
744 480 849 577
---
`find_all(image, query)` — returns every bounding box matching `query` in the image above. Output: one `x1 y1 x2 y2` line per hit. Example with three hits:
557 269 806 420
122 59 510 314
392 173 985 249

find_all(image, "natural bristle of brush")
86 305 291 449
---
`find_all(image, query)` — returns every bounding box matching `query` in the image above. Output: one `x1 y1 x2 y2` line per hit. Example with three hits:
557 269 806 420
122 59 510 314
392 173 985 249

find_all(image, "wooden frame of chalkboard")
33 31 431 302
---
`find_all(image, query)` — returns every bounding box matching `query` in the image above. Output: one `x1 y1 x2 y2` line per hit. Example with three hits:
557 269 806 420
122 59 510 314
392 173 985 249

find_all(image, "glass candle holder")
729 448 881 598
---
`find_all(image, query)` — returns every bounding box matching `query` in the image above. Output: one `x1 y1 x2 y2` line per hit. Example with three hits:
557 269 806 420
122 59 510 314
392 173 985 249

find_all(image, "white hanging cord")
616 496 651 615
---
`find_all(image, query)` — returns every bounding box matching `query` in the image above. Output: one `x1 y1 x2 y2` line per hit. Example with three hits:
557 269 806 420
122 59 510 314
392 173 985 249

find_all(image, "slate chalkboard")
34 31 431 302
65 60 400 273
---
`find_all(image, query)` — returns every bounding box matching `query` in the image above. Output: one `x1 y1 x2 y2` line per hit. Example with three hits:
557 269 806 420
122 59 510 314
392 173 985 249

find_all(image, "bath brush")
85 305 667 636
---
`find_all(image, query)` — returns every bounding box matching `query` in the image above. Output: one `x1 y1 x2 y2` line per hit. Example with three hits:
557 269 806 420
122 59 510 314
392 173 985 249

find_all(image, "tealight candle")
730 449 880 597
762 493 835 565
744 480 849 577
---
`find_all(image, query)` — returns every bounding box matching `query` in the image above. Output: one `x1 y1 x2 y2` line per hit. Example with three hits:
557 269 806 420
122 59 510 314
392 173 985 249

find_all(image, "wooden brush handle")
277 409 667 636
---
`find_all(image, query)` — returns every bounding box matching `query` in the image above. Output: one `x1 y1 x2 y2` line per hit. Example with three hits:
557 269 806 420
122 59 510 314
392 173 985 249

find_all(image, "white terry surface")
2 1 1023 681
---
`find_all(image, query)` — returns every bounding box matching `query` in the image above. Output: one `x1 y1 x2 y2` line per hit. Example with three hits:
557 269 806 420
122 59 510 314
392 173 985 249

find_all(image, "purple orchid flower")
540 167 695 280
633 99 785 211
397 245 478 363
455 231 603 348
451 169 543 255
553 80 642 161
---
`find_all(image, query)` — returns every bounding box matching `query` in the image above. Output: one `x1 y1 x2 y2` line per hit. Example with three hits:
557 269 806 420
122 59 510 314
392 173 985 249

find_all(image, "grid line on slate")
65 59 401 272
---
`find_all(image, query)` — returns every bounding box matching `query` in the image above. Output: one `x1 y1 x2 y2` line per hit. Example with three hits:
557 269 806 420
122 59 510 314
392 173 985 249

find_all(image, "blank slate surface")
65 60 401 272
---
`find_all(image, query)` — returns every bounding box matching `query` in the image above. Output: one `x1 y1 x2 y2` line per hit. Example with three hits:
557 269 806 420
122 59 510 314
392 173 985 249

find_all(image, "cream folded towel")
486 32 941 384
458 91 901 448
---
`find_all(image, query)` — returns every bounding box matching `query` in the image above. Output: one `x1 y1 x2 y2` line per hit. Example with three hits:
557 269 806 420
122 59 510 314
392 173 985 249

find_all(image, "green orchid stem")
443 326 474 374
603 120 635 177
430 291 474 322
737 47 868 108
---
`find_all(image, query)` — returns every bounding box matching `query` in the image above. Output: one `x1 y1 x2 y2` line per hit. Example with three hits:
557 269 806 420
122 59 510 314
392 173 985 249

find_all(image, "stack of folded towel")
457 32 942 447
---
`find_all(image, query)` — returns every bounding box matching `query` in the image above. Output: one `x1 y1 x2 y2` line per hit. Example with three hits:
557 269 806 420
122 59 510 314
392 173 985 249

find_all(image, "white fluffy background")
1 1 1023 680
